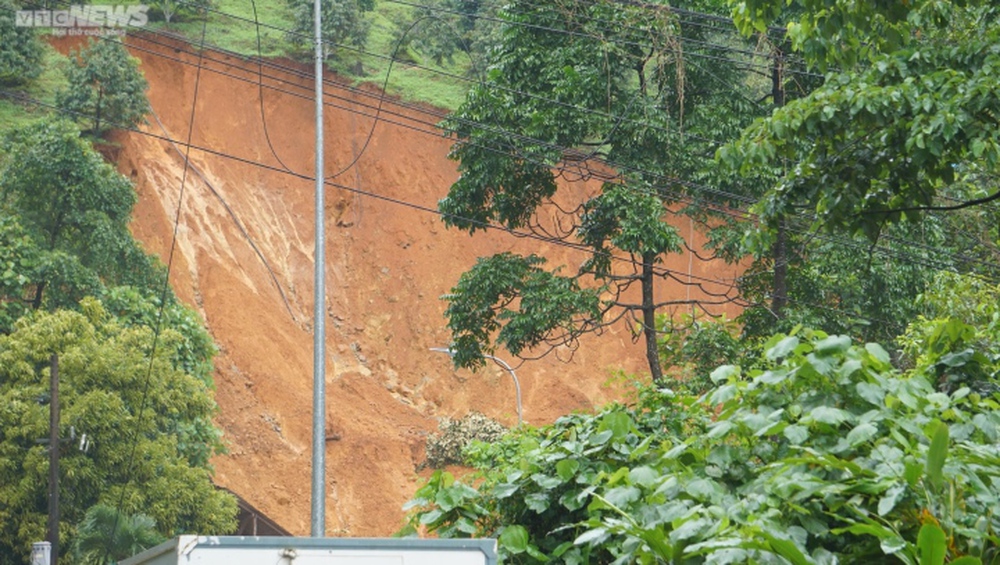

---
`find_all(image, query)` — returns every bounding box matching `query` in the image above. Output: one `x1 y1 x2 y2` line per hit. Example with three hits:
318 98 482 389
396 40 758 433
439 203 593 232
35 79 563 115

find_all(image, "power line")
2 87 746 298
24 11 999 279
2 85 966 334
103 12 210 561
10 8 997 311
379 0 824 78
19 8 998 279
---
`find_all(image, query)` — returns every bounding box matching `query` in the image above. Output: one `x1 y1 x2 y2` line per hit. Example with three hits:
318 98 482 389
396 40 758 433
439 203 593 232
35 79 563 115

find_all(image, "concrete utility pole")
47 354 60 562
311 0 327 538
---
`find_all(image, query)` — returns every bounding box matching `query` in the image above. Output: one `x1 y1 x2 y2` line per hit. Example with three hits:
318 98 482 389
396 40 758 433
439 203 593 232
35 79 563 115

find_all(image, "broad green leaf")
784 424 809 444
865 343 891 365
602 412 632 438
916 523 946 565
685 478 722 501
500 525 530 554
589 430 613 446
926 423 949 490
708 383 739 405
418 509 443 525
639 527 672 558
532 474 563 489
880 535 907 555
556 459 579 481
847 422 878 447
814 335 851 356
877 484 906 516
670 517 711 542
628 466 659 488
806 406 852 426
525 492 550 513
493 482 519 499
707 420 735 439
767 336 799 360
603 485 640 508
904 459 924 486
574 527 608 546
710 365 739 383
857 382 885 406
559 489 587 511
760 531 813 565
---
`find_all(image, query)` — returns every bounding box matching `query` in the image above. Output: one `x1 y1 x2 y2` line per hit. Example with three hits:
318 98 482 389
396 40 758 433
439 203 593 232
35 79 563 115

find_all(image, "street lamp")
430 348 523 425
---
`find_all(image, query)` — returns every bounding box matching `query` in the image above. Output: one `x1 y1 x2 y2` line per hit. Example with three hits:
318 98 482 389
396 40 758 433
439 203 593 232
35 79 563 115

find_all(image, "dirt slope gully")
63 33 742 535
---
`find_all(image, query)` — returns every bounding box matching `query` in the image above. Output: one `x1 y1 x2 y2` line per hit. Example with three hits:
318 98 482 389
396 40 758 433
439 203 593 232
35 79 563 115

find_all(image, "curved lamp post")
430 348 523 425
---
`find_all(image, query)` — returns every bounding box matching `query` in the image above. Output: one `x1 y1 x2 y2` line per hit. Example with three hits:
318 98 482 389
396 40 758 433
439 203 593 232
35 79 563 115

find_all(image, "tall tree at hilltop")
287 0 375 61
437 0 799 382
57 38 150 135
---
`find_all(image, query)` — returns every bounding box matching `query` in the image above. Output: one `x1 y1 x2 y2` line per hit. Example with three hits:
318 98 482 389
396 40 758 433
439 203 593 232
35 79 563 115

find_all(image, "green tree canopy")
0 300 236 564
0 120 161 319
0 0 44 86
57 38 150 134
287 0 375 61
438 0 776 383
721 0 1000 238
392 0 500 66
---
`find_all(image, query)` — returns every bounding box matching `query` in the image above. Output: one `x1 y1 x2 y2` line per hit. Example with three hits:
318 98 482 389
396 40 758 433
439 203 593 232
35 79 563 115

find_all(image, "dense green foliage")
405 319 1000 563
0 78 233 559
0 120 163 329
72 504 165 564
444 253 602 370
287 0 375 59
438 0 775 382
392 0 498 66
56 38 150 134
435 0 1000 388
0 0 44 86
722 0 1000 238
0 302 236 564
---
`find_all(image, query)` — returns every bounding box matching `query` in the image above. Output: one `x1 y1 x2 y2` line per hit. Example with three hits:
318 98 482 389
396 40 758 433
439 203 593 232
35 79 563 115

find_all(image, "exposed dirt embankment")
56 33 742 535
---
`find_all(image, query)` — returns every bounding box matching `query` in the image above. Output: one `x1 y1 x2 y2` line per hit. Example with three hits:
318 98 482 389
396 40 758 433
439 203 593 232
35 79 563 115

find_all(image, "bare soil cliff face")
58 34 742 536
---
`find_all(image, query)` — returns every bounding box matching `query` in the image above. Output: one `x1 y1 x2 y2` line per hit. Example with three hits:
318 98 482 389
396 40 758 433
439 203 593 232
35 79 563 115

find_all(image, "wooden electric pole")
47 353 60 564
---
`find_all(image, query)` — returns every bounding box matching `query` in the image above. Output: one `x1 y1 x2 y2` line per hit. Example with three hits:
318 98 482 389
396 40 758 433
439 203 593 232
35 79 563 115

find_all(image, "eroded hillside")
61 33 742 535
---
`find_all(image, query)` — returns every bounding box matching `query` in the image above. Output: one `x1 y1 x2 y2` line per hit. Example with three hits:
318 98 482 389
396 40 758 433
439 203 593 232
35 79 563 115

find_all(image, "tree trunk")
641 252 664 384
772 219 787 317
94 86 103 134
32 280 46 310
770 47 787 319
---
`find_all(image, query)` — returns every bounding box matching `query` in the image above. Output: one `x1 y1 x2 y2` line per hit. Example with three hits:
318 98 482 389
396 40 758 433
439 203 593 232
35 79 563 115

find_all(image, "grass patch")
158 0 297 58
0 42 69 134
345 3 471 111
146 0 471 111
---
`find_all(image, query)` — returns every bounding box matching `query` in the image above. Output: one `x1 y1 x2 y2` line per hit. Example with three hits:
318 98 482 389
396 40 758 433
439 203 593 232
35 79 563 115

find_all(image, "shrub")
423 411 506 469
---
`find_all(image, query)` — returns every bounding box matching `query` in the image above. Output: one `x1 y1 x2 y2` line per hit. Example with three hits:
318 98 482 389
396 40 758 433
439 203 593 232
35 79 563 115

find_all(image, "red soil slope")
60 34 742 536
